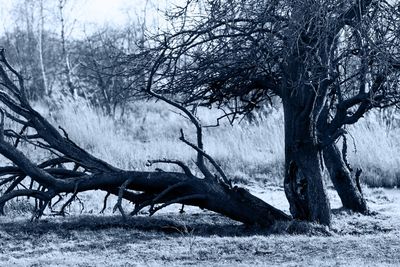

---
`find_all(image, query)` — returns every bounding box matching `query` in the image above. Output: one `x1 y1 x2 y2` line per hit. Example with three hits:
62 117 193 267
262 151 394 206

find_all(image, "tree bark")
38 0 49 97
323 143 368 213
95 171 291 227
283 101 331 226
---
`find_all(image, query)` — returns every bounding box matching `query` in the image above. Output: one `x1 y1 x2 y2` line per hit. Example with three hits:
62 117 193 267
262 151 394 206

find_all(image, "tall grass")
34 99 399 188
347 112 400 187
36 99 284 184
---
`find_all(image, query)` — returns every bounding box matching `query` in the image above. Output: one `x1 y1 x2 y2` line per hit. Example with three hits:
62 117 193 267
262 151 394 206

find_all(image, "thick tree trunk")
323 143 368 213
283 103 331 226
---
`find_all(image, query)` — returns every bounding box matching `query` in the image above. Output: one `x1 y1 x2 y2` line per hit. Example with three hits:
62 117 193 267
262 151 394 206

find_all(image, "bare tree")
0 49 290 227
58 0 76 97
1 0 399 229
38 0 49 96
0 0 62 99
138 0 400 225
75 27 147 116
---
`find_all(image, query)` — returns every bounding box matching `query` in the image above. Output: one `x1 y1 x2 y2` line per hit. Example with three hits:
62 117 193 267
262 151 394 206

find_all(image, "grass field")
1 186 400 266
1 99 399 266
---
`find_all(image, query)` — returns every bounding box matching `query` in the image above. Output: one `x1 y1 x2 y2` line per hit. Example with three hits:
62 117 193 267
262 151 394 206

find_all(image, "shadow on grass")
0 212 333 238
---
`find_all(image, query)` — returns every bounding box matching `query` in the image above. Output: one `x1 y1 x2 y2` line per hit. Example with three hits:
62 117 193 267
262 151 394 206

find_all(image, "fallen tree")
0 49 290 227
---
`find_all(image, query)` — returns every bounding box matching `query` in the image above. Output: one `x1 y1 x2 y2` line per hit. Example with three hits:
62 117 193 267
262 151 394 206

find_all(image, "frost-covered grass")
1 187 400 266
34 99 400 187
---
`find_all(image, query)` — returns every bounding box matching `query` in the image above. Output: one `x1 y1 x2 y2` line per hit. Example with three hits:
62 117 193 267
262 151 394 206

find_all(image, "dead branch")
100 191 111 214
113 178 133 220
179 130 231 187
147 159 193 177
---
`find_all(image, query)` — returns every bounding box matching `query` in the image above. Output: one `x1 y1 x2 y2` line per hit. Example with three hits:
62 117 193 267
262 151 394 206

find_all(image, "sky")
73 0 157 29
0 0 174 38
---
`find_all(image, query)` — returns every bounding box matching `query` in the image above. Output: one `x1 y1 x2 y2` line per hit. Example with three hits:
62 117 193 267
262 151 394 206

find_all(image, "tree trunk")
283 102 331 226
323 143 368 213
38 0 49 97
58 0 76 98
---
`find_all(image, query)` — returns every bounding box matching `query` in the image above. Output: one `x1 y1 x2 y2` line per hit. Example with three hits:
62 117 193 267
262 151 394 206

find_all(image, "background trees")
0 0 72 99
0 0 150 108
75 26 148 117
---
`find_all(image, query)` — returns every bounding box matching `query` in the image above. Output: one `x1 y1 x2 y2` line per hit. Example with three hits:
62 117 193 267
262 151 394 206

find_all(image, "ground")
1 184 399 266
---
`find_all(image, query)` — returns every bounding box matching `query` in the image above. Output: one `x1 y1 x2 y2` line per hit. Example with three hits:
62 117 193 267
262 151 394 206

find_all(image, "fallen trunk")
85 171 290 227
0 49 290 227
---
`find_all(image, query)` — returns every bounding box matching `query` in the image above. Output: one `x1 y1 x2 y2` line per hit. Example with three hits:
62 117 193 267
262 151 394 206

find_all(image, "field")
1 187 400 266
1 100 400 266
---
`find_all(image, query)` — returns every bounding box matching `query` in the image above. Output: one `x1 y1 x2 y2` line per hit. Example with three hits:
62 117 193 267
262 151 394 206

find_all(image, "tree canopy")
147 0 400 117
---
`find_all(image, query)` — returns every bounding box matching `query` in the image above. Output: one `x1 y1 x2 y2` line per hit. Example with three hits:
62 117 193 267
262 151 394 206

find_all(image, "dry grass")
1 187 400 266
347 112 400 187
35 99 285 184
33 99 400 188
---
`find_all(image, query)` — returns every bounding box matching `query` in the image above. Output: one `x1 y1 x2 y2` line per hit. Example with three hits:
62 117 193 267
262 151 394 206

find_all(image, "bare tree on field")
138 0 400 225
37 0 49 97
0 0 399 228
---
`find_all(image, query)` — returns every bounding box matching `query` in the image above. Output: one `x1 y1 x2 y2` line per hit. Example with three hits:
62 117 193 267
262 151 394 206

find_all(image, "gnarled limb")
323 142 368 214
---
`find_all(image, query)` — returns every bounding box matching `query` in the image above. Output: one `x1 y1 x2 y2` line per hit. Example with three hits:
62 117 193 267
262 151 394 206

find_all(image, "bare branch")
147 159 193 177
113 178 133 220
57 182 80 216
179 129 231 187
149 194 206 216
100 192 111 214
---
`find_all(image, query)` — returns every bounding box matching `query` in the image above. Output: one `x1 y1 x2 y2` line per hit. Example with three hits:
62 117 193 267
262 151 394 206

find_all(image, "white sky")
0 0 175 38
73 0 157 29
